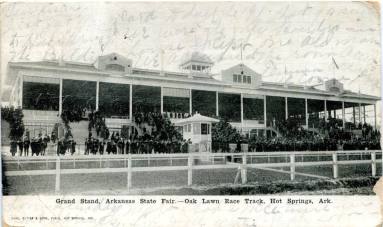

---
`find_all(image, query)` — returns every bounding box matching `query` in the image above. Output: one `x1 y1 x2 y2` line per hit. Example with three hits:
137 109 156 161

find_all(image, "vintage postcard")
1 1 382 227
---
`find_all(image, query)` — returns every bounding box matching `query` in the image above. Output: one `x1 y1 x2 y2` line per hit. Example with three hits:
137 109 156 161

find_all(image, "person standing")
112 141 117 154
17 139 23 156
71 140 76 155
23 135 30 156
37 133 43 156
10 140 17 156
51 131 56 143
106 140 111 155
92 138 99 155
125 139 131 154
30 138 36 156
42 134 50 156
118 138 124 154
99 140 105 155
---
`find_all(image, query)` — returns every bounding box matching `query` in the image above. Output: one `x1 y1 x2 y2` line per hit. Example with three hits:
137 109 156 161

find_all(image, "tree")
60 108 84 141
152 115 182 141
212 118 241 152
1 107 25 141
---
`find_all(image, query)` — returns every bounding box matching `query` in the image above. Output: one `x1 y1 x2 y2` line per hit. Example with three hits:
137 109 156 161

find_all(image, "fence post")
290 153 295 181
127 154 132 190
241 153 247 184
55 157 60 193
332 152 338 179
371 151 376 177
187 154 193 186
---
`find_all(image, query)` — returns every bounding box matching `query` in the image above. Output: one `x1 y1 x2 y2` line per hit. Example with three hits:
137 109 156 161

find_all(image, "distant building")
5 52 380 143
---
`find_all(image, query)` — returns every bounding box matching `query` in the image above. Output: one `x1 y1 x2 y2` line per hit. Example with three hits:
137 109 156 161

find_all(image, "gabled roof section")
222 63 261 76
179 51 214 67
94 52 132 73
175 113 219 125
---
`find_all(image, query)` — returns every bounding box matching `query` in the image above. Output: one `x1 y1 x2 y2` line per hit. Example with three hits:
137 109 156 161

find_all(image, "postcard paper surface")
1 1 382 227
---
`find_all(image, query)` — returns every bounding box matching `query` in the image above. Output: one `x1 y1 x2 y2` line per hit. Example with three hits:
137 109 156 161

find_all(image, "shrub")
1 106 25 140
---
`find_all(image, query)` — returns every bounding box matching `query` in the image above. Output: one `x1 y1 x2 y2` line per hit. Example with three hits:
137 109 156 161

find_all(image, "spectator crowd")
9 131 53 157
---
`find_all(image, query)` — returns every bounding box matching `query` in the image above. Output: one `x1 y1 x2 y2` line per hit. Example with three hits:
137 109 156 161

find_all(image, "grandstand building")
5 52 380 143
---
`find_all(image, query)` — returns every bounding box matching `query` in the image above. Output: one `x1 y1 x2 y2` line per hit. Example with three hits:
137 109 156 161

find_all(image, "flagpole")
331 56 339 79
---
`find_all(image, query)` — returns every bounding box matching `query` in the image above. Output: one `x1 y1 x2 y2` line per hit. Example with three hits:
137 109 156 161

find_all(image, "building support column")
305 98 308 128
374 104 377 130
240 93 244 132
216 91 219 116
342 101 345 128
129 84 133 120
324 100 327 123
189 89 192 115
264 96 267 129
358 102 362 124
160 86 163 114
285 97 288 120
19 75 23 108
363 105 366 124
353 106 356 125
59 78 63 115
96 81 99 111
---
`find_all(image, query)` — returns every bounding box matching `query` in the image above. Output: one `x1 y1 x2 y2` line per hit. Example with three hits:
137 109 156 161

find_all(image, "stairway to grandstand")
266 127 281 138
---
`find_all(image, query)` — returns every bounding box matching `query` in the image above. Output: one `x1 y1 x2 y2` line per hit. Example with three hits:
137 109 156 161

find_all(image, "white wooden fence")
3 150 382 192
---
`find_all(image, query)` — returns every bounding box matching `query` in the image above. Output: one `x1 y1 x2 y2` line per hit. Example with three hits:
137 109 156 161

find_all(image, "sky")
0 2 381 100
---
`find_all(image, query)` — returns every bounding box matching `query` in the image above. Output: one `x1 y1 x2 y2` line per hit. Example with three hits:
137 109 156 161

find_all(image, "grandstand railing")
2 150 382 192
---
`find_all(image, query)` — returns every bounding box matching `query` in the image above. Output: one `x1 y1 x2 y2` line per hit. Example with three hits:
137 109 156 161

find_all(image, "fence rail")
3 150 382 192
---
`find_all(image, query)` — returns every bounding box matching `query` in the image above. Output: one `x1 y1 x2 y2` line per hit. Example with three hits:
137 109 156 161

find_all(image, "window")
132 85 161 113
183 125 187 132
192 90 216 117
187 124 191 132
62 79 96 111
219 93 241 122
163 96 189 114
99 82 130 118
233 74 252 84
22 82 60 111
243 75 247 83
192 65 196 70
243 97 264 121
201 123 208 135
197 65 201 71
